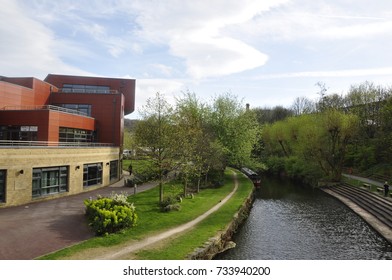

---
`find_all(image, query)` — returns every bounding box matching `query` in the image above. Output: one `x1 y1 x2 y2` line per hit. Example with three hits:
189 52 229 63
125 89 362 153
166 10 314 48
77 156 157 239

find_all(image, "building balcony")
0 140 114 148
1 105 91 117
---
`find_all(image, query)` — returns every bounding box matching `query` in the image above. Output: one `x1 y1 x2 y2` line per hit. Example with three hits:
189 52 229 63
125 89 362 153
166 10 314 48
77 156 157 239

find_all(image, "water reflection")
217 177 392 260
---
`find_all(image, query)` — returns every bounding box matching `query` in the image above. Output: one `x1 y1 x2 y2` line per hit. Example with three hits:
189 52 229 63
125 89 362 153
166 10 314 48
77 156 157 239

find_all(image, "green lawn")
38 168 252 260
135 172 253 259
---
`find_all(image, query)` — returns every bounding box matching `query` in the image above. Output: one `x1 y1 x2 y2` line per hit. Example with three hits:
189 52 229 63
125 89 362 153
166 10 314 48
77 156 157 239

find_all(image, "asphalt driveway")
0 179 157 260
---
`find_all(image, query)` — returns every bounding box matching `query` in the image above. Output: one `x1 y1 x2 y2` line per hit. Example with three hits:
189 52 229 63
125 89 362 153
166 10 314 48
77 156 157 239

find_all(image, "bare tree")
291 96 315 115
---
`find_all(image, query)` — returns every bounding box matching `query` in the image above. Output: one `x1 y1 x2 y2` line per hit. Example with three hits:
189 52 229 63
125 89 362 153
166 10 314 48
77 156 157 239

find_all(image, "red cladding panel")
0 110 95 142
0 78 52 108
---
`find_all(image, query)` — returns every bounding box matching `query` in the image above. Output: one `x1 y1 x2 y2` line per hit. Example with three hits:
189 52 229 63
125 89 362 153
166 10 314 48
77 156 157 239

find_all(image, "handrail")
0 140 114 148
1 105 89 117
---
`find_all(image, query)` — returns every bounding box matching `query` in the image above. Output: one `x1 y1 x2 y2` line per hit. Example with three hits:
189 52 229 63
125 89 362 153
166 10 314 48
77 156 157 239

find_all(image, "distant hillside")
124 119 140 132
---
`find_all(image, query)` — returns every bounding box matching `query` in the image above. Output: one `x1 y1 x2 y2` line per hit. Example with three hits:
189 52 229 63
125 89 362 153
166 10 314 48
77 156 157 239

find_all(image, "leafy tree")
263 109 359 181
344 81 388 138
314 109 359 180
253 106 293 124
210 93 259 168
174 91 206 195
377 96 392 164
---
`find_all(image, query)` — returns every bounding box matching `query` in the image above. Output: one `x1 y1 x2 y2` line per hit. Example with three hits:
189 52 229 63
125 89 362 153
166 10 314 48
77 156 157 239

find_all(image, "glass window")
0 170 6 202
110 160 119 181
83 163 103 188
0 126 38 141
55 104 92 116
59 127 94 143
62 84 110 94
32 167 68 198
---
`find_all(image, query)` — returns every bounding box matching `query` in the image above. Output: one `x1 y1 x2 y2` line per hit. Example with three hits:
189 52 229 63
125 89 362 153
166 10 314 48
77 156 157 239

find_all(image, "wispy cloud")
0 0 91 78
235 0 392 42
128 0 289 79
253 67 392 80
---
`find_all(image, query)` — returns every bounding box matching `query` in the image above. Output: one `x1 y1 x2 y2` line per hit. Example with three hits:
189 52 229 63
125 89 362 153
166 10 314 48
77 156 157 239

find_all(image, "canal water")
217 177 392 260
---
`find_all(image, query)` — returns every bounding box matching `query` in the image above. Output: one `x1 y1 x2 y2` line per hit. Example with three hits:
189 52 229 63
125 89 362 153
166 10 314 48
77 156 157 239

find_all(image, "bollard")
134 184 137 195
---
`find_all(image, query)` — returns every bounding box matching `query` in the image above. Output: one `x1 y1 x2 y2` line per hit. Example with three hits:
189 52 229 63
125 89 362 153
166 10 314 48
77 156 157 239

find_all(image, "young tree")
134 92 174 203
174 91 206 195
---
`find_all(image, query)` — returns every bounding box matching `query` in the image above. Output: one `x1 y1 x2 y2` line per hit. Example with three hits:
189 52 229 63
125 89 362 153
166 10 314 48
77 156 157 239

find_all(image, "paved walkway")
342 173 384 187
0 178 157 260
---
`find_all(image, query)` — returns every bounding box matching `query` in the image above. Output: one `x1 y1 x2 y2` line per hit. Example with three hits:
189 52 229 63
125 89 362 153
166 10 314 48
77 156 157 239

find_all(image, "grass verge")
38 168 251 260
134 171 253 259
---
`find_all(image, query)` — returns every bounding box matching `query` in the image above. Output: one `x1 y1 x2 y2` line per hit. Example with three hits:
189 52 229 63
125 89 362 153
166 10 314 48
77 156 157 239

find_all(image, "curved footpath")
322 175 392 244
0 178 158 260
95 171 239 260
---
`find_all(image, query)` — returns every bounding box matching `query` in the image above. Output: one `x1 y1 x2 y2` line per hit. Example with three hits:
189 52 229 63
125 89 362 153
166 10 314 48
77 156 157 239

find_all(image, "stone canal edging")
321 187 392 244
187 187 256 260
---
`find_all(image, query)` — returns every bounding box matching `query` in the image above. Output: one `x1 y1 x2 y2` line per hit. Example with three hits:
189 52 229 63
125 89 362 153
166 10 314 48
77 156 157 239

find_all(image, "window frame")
32 166 69 198
0 170 6 203
83 163 103 188
110 160 119 182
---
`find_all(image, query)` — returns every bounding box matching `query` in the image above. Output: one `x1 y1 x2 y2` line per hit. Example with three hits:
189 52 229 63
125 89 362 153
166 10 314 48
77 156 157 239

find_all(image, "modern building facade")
0 74 135 207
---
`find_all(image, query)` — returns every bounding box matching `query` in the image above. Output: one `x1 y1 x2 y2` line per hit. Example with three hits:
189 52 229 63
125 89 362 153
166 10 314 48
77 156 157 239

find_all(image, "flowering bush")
84 193 137 236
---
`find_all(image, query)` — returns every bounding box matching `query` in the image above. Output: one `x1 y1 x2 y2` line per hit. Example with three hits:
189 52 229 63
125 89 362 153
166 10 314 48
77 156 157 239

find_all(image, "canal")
217 177 392 260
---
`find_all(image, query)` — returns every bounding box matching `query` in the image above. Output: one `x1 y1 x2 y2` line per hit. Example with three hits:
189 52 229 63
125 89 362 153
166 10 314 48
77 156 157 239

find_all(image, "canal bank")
321 184 392 244
188 185 255 259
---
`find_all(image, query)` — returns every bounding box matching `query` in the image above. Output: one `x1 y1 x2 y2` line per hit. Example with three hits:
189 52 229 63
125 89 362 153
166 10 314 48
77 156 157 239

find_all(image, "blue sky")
2 0 392 118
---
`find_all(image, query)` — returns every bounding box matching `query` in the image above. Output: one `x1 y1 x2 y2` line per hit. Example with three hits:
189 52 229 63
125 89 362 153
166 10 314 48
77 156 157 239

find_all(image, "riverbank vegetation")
252 81 392 185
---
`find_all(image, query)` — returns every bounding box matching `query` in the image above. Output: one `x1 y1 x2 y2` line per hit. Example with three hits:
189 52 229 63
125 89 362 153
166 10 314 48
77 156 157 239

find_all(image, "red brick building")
0 74 135 206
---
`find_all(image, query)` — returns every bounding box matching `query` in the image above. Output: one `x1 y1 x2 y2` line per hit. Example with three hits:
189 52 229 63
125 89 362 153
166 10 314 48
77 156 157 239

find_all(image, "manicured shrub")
84 192 137 236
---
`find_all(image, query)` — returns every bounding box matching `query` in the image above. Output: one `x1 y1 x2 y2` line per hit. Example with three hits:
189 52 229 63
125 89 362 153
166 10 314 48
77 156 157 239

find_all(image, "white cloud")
0 0 90 78
129 0 288 79
129 78 185 118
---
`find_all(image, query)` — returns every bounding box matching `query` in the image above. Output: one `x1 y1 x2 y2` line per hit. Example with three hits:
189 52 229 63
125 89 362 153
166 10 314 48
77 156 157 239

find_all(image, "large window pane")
32 166 68 198
0 170 6 202
59 127 93 143
83 163 103 188
110 160 118 181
